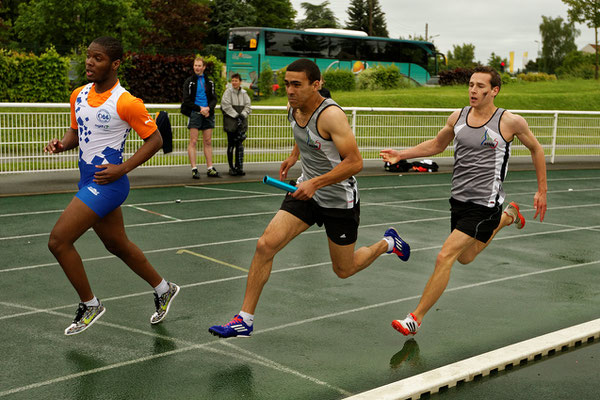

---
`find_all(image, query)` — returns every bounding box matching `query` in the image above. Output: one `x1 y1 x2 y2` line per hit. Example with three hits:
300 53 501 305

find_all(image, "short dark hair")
471 66 501 91
286 59 321 84
231 73 241 81
91 36 123 62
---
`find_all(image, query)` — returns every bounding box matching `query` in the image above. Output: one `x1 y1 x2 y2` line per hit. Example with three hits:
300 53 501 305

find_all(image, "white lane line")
2 259 599 398
127 205 181 221
185 185 278 196
2 174 598 218
0 300 349 397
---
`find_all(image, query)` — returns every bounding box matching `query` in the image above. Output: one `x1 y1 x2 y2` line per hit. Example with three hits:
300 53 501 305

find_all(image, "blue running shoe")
384 228 410 261
209 314 253 338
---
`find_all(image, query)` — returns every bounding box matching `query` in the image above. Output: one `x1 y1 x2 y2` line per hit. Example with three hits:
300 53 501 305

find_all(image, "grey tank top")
288 98 359 209
451 106 511 207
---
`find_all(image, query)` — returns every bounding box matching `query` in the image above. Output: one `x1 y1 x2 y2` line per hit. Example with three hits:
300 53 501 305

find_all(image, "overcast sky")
290 0 596 70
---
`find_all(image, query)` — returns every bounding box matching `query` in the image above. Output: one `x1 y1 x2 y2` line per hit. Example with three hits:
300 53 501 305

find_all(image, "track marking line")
176 249 248 272
185 185 278 196
0 300 349 397
2 174 598 218
127 205 181 221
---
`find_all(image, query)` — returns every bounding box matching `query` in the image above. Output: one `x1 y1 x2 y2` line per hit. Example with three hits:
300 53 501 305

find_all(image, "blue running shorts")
75 175 130 218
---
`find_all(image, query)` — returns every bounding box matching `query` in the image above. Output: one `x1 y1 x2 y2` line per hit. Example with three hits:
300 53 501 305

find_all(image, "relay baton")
263 175 297 193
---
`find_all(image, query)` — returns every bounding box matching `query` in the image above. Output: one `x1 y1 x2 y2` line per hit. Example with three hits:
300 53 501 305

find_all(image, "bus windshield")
228 29 259 51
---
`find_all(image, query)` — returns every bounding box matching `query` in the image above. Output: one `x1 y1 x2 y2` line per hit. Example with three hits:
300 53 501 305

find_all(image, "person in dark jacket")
221 73 251 176
181 57 219 178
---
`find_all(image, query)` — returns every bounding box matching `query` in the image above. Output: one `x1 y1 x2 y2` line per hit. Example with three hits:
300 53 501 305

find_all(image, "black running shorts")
450 197 502 243
280 194 360 246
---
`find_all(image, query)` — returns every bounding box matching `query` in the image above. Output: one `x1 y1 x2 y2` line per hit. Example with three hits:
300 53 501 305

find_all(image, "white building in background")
581 44 599 54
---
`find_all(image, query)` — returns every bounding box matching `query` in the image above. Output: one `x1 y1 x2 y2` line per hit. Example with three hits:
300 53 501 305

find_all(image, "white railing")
1 103 599 174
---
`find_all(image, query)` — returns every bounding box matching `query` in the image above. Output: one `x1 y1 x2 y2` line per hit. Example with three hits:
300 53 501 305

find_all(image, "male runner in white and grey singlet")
380 66 547 336
209 59 411 338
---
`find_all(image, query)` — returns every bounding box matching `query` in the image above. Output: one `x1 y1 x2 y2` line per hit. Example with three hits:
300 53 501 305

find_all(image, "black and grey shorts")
450 197 502 243
280 194 360 246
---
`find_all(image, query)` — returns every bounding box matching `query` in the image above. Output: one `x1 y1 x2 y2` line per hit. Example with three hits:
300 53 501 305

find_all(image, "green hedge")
322 69 355 91
0 47 71 102
357 64 404 90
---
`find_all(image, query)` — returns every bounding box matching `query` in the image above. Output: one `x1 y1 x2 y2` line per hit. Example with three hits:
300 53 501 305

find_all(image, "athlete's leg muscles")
413 229 476 323
241 210 310 314
48 197 101 302
93 207 162 287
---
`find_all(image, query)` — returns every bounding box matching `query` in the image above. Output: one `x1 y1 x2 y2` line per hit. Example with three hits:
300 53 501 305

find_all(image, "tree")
539 15 579 74
562 0 600 79
446 43 476 69
13 0 147 54
345 0 388 37
141 0 210 54
296 1 339 30
0 0 27 47
488 52 508 72
248 0 296 29
207 0 256 45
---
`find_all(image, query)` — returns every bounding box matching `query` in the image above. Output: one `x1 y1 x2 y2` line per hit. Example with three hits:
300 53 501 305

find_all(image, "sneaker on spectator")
207 167 220 178
192 168 200 180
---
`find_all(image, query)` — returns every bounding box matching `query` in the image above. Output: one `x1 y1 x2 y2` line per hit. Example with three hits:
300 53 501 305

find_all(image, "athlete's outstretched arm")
380 110 460 164
511 114 548 221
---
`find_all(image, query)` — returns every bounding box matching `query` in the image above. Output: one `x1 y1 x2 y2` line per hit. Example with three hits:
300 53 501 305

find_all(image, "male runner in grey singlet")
380 66 547 336
209 59 411 338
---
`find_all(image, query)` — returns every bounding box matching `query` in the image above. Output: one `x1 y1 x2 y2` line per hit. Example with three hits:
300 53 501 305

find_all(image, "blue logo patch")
96 109 111 124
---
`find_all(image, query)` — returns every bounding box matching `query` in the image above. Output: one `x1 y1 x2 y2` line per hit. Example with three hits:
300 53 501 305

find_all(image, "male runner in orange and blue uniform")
45 36 179 335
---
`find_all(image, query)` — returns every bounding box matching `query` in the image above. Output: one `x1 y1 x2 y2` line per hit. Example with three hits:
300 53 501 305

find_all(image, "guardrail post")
551 112 558 164
352 109 356 132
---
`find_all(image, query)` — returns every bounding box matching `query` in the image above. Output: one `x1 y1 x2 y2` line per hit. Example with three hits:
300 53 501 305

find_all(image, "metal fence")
1 103 600 174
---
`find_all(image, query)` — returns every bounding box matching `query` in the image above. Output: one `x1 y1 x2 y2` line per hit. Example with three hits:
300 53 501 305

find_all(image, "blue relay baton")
263 175 297 193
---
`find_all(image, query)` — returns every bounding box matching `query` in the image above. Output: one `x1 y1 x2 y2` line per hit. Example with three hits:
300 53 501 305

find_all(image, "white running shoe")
392 313 421 336
504 201 525 229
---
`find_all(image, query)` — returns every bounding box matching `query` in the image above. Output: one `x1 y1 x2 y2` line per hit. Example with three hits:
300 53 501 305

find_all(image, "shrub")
357 64 404 90
275 67 287 96
0 47 70 102
322 69 355 91
516 72 557 82
438 68 473 86
257 62 273 99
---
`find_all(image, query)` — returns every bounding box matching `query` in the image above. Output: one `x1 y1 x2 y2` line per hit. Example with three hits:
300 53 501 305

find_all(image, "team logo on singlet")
305 128 322 150
480 128 498 149
96 109 111 124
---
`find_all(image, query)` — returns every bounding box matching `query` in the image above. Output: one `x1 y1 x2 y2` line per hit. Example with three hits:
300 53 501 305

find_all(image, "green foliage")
357 64 404 90
488 52 508 72
446 43 476 69
556 50 596 78
0 46 70 101
258 62 274 98
13 0 146 55
249 0 296 29
539 15 579 74
516 72 558 82
438 68 473 86
275 67 287 96
345 0 388 37
296 1 339 29
322 69 356 91
142 0 210 53
207 0 256 46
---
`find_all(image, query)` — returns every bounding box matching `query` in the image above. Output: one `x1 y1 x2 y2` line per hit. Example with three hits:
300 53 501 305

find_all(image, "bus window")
228 30 259 51
329 37 356 60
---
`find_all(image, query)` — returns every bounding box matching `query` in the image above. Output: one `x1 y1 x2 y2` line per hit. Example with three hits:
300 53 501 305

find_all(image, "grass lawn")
254 79 600 111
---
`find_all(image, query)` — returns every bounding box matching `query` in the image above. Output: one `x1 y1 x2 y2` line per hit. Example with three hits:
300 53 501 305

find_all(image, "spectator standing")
181 57 219 179
221 74 251 176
